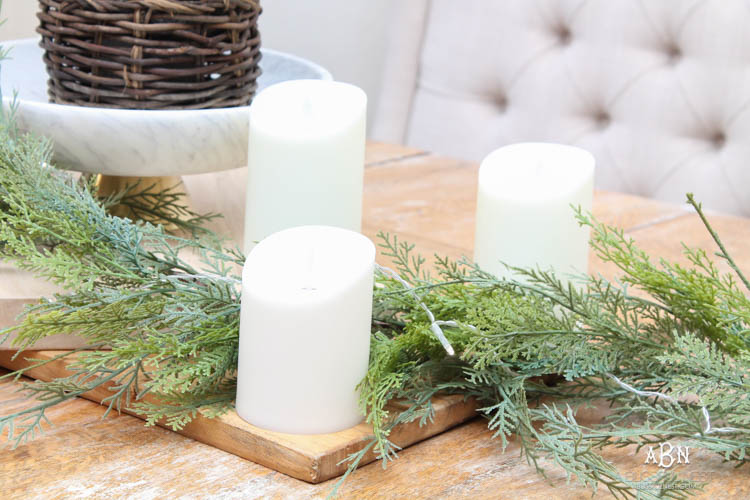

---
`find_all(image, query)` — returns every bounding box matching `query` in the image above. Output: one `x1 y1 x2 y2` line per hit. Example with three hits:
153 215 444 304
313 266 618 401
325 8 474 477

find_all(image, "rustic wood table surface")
2 143 749 499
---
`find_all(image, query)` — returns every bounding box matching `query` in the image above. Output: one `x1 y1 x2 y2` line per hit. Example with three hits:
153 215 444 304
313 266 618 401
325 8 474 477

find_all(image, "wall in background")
0 0 394 132
260 0 395 131
0 0 37 40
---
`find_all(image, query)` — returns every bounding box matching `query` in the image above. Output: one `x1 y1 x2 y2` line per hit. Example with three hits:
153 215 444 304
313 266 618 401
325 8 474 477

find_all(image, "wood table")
2 143 749 499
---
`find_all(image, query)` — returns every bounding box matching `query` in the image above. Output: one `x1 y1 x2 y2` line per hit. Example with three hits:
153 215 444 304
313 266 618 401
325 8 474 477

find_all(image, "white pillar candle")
473 143 595 281
236 225 375 434
244 80 367 252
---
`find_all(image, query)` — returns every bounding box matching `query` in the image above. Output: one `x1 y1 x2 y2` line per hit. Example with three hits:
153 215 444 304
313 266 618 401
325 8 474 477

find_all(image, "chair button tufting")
494 94 508 112
711 131 726 149
665 43 682 64
594 110 610 129
489 92 508 113
555 25 572 46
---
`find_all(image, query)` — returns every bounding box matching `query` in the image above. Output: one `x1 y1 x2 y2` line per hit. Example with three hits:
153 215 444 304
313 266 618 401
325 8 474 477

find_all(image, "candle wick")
302 96 314 117
535 160 544 177
302 246 317 291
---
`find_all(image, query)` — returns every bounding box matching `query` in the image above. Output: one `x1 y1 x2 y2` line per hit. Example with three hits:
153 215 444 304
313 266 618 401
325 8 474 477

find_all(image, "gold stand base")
95 174 188 231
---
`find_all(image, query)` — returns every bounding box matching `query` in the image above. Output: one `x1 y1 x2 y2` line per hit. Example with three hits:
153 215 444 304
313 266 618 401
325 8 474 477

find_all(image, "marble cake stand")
0 38 332 179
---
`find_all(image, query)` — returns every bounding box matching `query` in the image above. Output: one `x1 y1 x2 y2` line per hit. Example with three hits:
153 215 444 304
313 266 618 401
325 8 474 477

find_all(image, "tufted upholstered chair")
372 0 750 216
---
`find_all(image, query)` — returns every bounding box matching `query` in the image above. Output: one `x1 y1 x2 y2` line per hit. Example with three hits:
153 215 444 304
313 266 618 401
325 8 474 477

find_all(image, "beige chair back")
373 0 750 216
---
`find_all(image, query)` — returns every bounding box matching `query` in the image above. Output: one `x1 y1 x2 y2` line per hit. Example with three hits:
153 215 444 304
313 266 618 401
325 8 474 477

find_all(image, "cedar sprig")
344 210 750 498
0 113 243 445
99 179 222 238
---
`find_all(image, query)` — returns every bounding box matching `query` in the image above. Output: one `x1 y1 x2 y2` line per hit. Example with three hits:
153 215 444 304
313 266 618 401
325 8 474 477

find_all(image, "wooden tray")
0 350 476 483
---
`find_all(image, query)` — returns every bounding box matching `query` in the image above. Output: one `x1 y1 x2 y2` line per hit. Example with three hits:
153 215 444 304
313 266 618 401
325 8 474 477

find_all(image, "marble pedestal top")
0 38 332 176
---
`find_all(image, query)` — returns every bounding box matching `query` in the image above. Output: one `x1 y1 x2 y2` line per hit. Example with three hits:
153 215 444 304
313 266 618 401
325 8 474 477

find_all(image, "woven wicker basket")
37 0 262 110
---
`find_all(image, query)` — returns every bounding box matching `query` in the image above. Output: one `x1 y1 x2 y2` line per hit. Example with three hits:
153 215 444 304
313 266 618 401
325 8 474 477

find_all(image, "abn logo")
644 442 690 468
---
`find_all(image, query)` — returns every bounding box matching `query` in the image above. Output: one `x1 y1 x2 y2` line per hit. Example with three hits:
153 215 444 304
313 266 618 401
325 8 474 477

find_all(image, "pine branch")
352 229 749 498
0 363 135 448
686 193 750 294
100 180 222 238
0 113 243 436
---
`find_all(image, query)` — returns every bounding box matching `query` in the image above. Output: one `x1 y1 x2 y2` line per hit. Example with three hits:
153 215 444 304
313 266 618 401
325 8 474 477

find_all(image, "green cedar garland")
0 111 748 499
0 116 243 435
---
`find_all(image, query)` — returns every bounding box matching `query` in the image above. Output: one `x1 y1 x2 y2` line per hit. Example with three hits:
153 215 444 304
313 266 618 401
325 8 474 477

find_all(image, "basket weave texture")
37 0 262 110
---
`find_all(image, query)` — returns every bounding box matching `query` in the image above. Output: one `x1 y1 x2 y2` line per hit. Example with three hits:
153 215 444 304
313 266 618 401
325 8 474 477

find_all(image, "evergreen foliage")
0 118 242 443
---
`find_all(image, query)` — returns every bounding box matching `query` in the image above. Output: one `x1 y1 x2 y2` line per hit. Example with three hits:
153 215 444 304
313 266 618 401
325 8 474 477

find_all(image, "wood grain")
1 143 749 498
